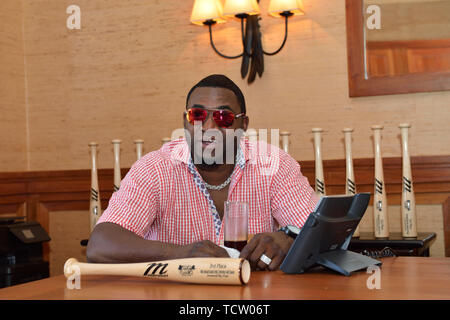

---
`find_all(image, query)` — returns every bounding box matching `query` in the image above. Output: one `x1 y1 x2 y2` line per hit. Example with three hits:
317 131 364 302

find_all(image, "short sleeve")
97 157 160 238
270 151 319 229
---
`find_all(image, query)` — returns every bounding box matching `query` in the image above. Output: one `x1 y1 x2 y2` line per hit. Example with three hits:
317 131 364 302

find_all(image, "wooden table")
0 257 449 300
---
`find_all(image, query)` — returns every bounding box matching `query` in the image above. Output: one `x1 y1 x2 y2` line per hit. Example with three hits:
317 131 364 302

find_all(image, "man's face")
184 86 248 168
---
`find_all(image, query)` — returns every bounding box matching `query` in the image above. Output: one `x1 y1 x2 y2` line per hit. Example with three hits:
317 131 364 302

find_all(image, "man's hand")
177 240 229 258
239 232 293 271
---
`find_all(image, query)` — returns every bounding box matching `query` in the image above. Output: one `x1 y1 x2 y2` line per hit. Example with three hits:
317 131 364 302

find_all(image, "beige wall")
1 0 450 172
0 0 28 171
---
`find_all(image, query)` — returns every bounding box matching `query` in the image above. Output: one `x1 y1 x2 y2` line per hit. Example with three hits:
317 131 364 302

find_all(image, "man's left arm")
240 152 319 270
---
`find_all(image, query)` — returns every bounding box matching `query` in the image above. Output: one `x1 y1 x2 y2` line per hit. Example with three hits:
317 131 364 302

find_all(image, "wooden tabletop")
1 257 449 300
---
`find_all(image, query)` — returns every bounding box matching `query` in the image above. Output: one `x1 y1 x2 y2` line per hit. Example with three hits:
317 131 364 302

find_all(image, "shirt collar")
165 138 191 164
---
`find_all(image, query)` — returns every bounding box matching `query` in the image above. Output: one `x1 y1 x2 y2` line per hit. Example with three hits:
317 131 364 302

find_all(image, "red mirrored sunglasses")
185 108 246 128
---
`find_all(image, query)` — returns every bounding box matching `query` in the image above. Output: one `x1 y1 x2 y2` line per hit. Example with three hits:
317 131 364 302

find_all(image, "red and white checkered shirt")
98 138 319 245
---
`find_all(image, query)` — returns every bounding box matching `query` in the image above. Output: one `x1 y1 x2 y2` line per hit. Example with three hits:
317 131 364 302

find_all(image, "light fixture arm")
206 12 292 59
206 18 248 59
262 13 291 56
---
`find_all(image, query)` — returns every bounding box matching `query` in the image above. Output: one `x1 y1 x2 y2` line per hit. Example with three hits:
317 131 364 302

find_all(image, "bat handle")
280 131 291 153
134 139 144 160
112 139 122 191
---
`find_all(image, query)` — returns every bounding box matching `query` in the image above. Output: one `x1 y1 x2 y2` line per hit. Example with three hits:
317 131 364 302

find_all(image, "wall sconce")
190 0 305 84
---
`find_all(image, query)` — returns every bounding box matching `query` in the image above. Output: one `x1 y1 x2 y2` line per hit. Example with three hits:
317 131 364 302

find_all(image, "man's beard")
190 138 238 170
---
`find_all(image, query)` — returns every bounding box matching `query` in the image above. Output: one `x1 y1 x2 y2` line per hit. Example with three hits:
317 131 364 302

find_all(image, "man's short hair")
186 74 246 114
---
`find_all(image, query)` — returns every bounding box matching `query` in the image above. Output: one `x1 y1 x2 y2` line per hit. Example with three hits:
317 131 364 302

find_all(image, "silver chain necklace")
203 152 240 191
204 174 233 191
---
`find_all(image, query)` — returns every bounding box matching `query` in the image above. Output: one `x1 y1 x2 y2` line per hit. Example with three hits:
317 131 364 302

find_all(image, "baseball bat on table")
64 257 251 285
342 128 360 237
399 123 417 238
371 125 389 238
112 139 122 192
89 142 101 232
312 128 326 196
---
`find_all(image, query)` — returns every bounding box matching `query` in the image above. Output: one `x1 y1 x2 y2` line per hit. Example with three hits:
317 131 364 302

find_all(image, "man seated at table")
87 74 319 271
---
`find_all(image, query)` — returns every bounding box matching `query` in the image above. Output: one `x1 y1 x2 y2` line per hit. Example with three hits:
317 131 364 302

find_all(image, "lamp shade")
268 0 305 17
190 0 226 25
223 0 260 17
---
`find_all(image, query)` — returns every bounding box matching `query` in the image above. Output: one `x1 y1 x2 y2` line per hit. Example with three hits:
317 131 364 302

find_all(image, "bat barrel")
312 128 325 196
112 139 122 191
342 128 359 237
371 125 389 238
342 128 355 189
89 142 101 232
399 123 417 238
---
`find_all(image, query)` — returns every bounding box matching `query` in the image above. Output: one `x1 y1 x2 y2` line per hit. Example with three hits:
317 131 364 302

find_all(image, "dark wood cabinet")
349 232 436 257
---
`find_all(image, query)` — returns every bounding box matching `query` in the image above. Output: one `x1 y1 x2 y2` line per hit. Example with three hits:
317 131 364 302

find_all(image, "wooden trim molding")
0 156 449 256
366 39 450 50
345 0 450 97
444 196 450 257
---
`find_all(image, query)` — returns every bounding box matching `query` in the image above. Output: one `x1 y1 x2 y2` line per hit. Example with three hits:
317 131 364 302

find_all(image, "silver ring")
260 254 272 265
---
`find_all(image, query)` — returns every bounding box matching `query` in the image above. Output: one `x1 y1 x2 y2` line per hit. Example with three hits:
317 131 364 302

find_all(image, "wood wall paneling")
444 197 450 257
366 40 450 77
49 210 90 276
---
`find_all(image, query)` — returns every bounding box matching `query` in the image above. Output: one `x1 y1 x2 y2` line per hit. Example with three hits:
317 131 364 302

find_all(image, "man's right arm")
86 154 228 263
86 222 228 263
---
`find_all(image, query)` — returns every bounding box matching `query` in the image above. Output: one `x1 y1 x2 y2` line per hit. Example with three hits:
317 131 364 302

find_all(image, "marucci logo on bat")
91 188 98 201
316 179 325 194
403 177 412 192
375 179 383 194
143 263 168 277
347 179 356 194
